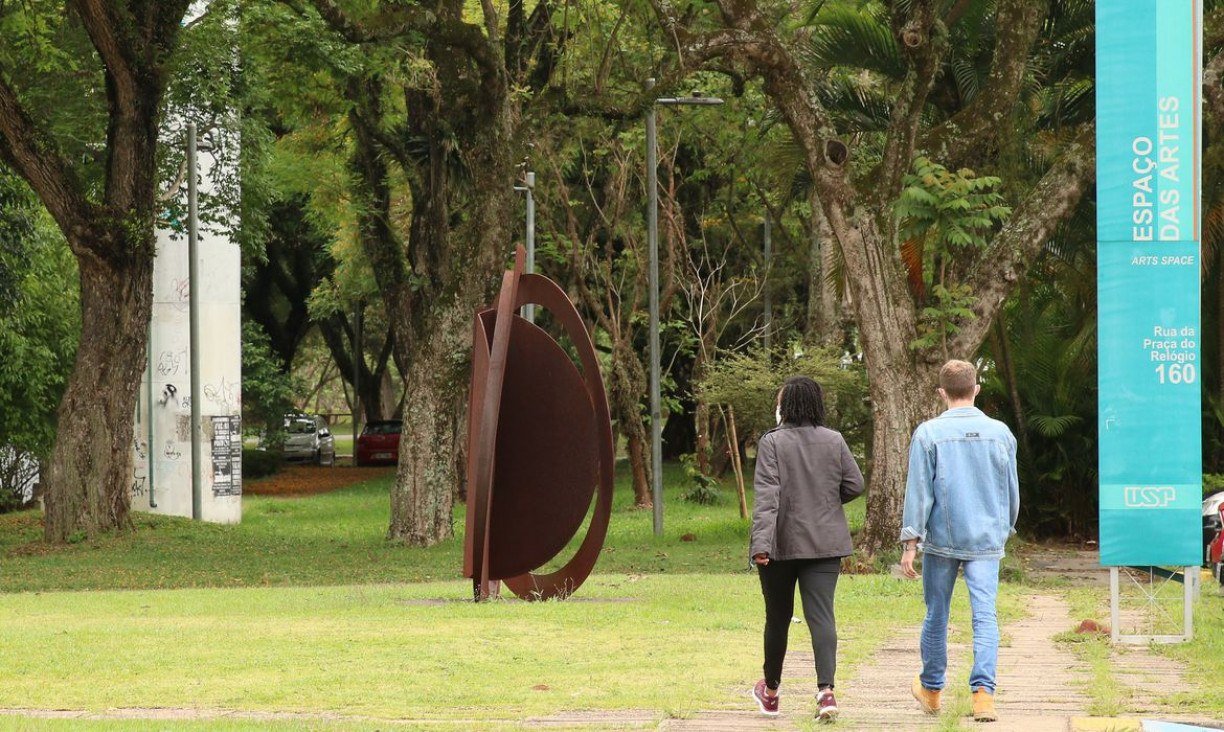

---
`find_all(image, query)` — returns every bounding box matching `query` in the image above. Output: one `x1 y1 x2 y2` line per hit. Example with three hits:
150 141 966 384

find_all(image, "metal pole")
763 215 772 352
525 171 536 323
1110 566 1121 644
187 123 202 521
1184 565 1195 641
146 321 156 508
646 78 663 537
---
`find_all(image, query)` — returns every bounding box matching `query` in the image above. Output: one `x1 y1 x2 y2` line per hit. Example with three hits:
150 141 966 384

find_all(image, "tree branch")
1205 48 1224 129
948 123 1096 355
921 0 1049 167
0 74 94 248
69 0 143 109
300 0 431 43
876 0 946 205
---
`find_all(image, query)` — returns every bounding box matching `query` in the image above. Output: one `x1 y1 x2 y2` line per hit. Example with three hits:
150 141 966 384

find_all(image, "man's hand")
753 553 770 566
900 545 919 579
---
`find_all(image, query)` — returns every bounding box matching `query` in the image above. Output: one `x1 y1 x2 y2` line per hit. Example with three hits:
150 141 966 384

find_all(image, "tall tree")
0 1 195 541
250 0 565 543
647 0 1097 555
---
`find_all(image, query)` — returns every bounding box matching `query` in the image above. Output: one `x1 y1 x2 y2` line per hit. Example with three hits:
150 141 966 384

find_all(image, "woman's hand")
753 553 770 566
900 545 919 579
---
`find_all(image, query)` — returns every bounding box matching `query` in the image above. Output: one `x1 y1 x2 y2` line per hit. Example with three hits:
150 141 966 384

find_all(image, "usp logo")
1122 486 1177 508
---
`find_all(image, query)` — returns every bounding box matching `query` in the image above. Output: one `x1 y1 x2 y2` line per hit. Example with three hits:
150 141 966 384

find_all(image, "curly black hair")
779 375 826 426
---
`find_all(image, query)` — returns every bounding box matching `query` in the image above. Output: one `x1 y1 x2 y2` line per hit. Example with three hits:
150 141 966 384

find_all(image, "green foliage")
698 344 871 454
898 157 1011 259
898 158 1010 354
1205 474 1224 497
680 453 722 505
912 283 978 352
979 213 1098 537
0 173 78 511
242 448 282 480
0 173 78 457
241 321 299 448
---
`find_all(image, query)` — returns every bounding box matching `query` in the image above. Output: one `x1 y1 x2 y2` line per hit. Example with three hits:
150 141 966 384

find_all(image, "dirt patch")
244 465 395 496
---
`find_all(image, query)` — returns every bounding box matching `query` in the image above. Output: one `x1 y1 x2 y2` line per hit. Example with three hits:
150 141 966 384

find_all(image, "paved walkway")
649 592 1092 731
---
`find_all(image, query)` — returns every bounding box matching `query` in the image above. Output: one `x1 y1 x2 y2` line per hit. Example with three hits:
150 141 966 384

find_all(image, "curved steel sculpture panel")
463 248 614 601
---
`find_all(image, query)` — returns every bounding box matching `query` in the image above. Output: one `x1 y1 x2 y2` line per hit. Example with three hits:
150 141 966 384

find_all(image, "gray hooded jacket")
749 423 865 562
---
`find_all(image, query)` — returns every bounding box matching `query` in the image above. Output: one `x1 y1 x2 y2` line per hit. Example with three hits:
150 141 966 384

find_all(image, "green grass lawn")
0 573 927 727
1157 583 1224 715
2 463 1217 728
0 460 950 729
0 462 863 593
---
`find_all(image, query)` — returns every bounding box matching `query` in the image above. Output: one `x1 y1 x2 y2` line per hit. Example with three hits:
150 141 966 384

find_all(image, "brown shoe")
912 676 941 714
972 689 997 722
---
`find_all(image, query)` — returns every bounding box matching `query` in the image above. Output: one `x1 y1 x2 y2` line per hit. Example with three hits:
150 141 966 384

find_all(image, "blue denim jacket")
899 406 1019 560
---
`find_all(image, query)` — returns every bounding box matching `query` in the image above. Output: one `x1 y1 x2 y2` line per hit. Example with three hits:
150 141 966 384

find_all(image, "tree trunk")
859 370 936 557
378 368 399 418
830 215 933 557
693 351 712 474
43 252 152 542
805 190 839 344
609 339 652 507
694 398 712 474
387 309 466 543
625 428 652 508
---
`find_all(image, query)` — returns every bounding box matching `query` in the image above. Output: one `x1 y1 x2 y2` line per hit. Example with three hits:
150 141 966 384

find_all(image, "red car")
355 420 402 466
1209 501 1224 588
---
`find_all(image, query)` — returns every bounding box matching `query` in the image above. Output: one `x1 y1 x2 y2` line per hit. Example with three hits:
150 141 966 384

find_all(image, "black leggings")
758 557 841 690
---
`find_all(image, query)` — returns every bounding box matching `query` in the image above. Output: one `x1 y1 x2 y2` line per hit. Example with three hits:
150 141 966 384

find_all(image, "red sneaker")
816 688 839 722
752 679 780 716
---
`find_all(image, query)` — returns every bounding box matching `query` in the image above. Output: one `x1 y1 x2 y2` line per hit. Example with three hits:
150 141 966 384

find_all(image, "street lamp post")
187 123 203 521
514 169 537 323
645 78 724 537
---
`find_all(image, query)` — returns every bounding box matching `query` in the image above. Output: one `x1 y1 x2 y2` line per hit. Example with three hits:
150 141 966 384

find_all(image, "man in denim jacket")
899 360 1019 723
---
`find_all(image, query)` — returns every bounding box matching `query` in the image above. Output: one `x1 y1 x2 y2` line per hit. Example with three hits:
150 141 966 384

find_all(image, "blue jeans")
919 554 1000 693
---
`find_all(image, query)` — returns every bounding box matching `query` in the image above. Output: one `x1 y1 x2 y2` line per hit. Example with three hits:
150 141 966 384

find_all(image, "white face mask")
775 406 783 426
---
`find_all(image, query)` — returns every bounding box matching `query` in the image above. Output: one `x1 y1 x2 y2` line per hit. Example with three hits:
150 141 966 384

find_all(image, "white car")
282 414 336 466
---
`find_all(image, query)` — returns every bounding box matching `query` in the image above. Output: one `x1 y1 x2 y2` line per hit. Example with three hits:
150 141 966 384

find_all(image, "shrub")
0 172 78 513
680 453 722 505
243 448 282 480
1205 474 1224 497
0 446 39 514
698 344 871 456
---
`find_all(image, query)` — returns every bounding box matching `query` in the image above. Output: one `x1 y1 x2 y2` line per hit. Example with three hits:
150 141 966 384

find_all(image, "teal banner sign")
1097 0 1202 566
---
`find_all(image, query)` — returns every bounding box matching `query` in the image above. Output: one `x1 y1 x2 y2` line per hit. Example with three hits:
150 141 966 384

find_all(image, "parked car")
1204 490 1224 564
355 420 402 466
282 414 336 466
1208 501 1224 588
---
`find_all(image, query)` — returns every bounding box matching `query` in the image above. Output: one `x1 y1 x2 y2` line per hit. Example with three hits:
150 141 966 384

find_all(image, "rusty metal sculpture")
463 247 614 602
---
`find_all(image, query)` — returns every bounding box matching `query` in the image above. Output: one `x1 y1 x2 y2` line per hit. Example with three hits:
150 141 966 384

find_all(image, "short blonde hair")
939 360 977 400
